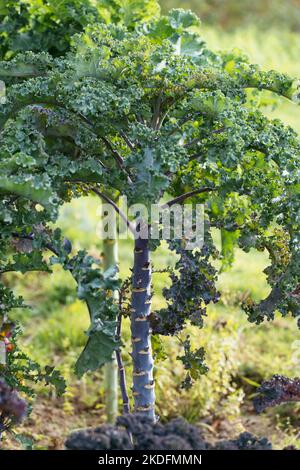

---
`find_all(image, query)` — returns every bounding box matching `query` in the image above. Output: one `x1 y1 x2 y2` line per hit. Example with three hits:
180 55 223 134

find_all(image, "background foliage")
160 0 300 31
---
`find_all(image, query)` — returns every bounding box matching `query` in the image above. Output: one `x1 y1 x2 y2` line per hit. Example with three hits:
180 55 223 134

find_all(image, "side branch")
100 136 124 168
162 187 215 209
11 232 60 258
119 131 135 151
99 136 133 183
116 309 130 415
91 187 135 235
184 127 227 149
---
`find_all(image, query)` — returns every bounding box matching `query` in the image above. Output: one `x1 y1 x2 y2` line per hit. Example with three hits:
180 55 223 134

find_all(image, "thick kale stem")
131 236 155 422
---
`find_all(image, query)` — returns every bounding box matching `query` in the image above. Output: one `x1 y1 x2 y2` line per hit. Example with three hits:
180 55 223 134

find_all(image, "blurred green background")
4 0 300 450
161 0 300 32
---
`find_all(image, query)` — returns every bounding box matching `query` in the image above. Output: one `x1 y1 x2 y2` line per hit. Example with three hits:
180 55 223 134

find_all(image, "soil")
2 398 293 450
